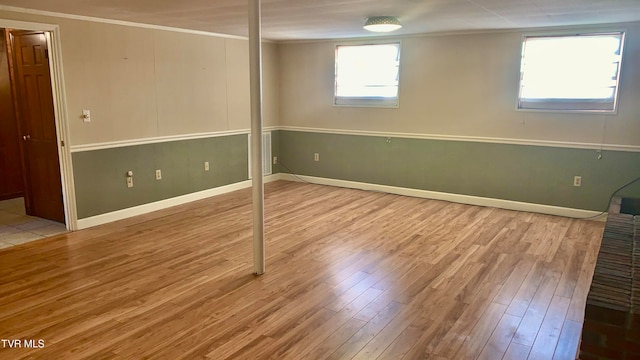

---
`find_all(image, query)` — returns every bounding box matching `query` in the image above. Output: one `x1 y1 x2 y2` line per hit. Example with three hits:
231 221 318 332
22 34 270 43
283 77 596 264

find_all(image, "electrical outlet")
314 153 319 162
273 156 278 165
204 162 209 171
155 169 162 180
126 177 133 188
573 176 582 187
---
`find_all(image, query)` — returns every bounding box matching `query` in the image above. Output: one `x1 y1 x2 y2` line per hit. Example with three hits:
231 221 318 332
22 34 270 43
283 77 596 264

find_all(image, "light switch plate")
82 109 91 123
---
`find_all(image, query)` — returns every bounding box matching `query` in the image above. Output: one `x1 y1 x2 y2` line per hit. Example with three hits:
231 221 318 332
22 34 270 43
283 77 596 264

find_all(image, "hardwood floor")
0 180 604 359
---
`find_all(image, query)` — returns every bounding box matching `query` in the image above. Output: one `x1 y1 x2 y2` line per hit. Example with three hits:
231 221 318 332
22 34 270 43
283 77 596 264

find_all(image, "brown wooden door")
11 31 64 223
0 29 24 200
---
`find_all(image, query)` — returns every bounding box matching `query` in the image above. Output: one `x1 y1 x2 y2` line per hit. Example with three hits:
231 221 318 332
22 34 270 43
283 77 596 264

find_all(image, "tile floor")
0 197 67 249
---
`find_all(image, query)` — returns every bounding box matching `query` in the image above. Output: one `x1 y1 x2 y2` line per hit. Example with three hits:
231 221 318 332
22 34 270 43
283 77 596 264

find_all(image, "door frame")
1 19 77 230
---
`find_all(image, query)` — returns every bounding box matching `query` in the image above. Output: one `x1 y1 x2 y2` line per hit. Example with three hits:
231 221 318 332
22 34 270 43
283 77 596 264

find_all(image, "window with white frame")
334 42 400 107
518 32 624 112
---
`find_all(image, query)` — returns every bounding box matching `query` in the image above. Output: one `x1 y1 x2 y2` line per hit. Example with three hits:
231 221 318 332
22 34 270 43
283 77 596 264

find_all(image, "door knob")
23 135 31 140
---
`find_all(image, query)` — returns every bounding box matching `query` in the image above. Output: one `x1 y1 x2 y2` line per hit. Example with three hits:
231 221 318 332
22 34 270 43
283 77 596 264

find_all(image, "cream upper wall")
2 8 637 147
278 23 640 147
0 9 280 146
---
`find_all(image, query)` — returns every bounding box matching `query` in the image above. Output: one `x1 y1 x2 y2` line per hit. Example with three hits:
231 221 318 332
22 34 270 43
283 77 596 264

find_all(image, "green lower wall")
277 130 640 212
73 134 253 218
72 130 639 219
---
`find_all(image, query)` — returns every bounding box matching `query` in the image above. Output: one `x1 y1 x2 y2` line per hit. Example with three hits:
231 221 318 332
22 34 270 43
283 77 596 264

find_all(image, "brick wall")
579 212 639 360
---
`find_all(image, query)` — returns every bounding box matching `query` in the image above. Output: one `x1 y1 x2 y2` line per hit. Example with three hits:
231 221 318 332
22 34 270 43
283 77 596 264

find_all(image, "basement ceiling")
1 0 639 40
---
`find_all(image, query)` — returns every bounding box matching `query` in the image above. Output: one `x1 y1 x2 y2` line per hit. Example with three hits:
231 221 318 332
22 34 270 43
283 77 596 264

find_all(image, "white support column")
248 0 265 275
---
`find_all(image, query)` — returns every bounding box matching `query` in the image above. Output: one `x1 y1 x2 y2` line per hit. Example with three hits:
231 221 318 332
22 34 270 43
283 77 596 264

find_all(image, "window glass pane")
518 32 624 112
335 43 400 106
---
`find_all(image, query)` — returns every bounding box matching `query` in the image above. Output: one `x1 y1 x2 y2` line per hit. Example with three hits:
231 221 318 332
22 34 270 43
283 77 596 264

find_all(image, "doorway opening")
0 197 67 249
0 26 69 241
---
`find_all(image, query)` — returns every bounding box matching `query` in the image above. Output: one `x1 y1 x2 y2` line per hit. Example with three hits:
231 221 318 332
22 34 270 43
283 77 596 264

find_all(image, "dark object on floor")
580 198 640 360
620 197 640 216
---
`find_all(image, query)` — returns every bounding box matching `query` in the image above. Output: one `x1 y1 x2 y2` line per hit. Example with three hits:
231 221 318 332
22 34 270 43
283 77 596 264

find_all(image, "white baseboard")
277 173 607 220
76 175 281 229
76 172 606 229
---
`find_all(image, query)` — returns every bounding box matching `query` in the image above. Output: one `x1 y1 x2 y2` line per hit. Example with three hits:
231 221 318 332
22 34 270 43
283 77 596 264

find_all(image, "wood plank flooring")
0 180 604 359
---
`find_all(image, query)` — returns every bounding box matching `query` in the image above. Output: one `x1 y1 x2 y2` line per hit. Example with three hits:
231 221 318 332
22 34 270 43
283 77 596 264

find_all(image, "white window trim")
515 30 626 114
333 40 402 108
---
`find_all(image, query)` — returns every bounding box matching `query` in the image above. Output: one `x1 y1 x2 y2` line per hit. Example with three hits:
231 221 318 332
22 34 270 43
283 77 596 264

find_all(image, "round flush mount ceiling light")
363 16 402 32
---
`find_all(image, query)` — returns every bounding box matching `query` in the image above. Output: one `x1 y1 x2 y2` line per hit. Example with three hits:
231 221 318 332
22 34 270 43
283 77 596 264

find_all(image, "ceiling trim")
1 4 637 44
278 21 639 44
0 4 250 40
